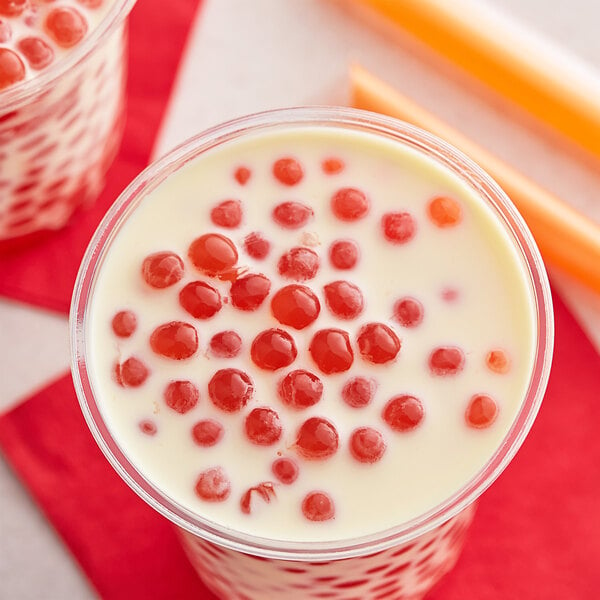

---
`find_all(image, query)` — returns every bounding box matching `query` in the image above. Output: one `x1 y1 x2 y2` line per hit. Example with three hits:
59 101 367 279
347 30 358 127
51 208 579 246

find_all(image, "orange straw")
350 64 600 294
354 0 600 161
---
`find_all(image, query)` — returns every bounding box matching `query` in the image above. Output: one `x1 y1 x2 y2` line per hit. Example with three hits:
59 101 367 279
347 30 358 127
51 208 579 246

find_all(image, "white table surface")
1 0 600 597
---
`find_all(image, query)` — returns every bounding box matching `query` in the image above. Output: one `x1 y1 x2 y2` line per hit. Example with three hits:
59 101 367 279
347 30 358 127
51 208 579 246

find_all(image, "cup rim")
0 0 137 109
70 106 554 561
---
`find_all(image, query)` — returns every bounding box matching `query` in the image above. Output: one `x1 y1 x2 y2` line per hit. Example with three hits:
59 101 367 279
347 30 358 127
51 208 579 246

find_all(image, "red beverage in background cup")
0 0 136 249
71 108 554 599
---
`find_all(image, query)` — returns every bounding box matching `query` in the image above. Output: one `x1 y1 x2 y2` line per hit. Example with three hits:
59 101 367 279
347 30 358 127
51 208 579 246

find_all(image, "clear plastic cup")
0 0 137 250
70 107 554 599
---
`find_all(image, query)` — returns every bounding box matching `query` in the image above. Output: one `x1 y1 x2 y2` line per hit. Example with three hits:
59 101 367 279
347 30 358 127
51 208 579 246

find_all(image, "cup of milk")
71 107 554 599
0 0 137 249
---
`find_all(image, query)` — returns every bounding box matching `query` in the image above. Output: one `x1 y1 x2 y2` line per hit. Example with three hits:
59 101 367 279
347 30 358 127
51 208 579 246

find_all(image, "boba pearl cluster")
0 0 111 89
110 160 505 518
88 127 536 542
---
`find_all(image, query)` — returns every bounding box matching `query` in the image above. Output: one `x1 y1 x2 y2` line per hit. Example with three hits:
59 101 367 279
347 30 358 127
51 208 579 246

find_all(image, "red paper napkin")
0 290 598 599
0 0 203 315
0 372 213 600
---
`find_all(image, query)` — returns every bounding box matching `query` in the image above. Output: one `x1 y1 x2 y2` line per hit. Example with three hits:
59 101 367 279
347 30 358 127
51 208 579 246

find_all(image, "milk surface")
87 126 536 543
